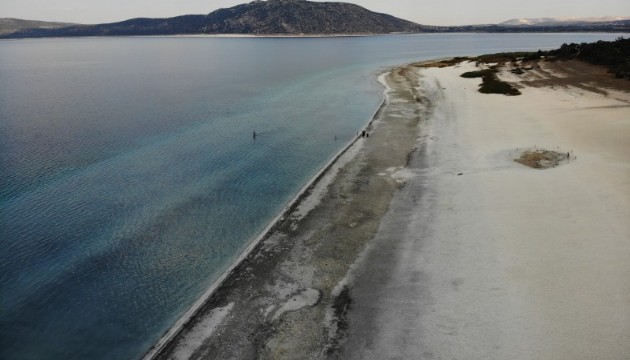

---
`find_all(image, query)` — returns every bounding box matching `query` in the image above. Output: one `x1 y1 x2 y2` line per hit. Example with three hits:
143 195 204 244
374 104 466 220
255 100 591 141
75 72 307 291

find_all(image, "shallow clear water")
0 33 622 359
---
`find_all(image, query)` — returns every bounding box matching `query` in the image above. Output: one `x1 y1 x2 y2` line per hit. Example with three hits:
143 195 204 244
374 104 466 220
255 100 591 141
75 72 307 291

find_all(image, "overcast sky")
2 0 629 25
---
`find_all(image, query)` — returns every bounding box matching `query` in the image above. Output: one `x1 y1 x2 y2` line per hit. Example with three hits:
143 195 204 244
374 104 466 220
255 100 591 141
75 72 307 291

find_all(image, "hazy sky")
2 0 629 25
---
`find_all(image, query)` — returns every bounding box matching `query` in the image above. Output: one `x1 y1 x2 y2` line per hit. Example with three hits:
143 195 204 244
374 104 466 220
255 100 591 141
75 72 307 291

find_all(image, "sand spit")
148 58 629 359
147 66 430 359
341 60 630 359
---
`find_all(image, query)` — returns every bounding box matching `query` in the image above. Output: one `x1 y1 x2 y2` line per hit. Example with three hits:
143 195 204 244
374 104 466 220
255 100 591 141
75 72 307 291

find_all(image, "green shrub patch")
461 68 521 96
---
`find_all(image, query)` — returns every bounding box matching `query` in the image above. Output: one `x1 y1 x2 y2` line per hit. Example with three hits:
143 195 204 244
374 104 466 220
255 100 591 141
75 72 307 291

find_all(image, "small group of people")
253 130 370 141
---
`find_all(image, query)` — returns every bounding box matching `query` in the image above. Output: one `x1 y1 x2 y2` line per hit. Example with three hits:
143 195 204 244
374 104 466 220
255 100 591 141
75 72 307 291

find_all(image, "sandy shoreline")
147 58 629 359
142 79 387 360
147 62 428 359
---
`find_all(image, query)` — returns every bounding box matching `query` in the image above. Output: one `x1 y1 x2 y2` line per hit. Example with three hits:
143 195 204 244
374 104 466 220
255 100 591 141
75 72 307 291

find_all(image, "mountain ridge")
1 0 425 38
2 0 629 39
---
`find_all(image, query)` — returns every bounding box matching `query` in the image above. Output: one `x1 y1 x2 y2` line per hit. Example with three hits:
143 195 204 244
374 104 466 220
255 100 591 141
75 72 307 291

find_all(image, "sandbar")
147 58 630 359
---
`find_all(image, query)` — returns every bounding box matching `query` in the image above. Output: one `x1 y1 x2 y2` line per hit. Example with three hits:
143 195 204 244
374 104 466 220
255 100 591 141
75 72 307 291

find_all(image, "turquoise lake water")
0 33 623 359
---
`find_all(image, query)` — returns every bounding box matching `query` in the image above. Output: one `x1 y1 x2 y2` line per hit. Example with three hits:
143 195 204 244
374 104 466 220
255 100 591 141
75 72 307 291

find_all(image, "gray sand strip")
146 66 428 359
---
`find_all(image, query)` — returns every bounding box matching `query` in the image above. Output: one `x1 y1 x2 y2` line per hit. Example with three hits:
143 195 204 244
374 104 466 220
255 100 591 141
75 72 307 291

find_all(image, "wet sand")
147 59 630 359
146 66 430 359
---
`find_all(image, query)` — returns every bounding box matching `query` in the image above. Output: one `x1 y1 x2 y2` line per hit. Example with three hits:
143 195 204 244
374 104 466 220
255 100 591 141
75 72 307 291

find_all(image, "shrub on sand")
461 68 521 96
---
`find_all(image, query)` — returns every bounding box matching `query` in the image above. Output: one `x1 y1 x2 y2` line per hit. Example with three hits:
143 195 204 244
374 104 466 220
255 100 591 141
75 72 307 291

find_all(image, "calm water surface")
0 33 622 359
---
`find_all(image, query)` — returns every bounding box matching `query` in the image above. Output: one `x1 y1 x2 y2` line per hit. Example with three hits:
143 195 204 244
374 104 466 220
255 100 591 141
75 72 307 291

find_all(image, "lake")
0 33 623 359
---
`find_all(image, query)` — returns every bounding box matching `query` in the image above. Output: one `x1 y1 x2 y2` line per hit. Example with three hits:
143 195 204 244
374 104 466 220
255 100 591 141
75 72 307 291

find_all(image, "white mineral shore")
147 60 629 360
343 61 630 359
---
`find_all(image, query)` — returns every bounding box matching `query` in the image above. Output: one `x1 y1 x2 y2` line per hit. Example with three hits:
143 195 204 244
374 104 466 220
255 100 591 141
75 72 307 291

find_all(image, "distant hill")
2 1 629 39
1 0 424 38
500 16 630 27
443 19 630 33
0 18 77 35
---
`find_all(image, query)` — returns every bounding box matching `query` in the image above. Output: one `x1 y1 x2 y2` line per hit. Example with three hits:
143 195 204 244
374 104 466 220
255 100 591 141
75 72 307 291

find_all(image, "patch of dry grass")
515 149 568 169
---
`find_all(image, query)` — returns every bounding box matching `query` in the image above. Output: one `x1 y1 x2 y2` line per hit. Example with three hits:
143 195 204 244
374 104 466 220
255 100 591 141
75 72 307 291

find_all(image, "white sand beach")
148 58 629 359
343 60 630 359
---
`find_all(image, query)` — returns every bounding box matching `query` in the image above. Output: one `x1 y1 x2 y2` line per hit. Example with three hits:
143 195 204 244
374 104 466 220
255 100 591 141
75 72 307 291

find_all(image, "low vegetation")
461 68 521 96
479 76 521 95
468 37 629 80
414 56 473 68
456 37 629 95
546 37 630 79
460 69 495 78
475 52 539 64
